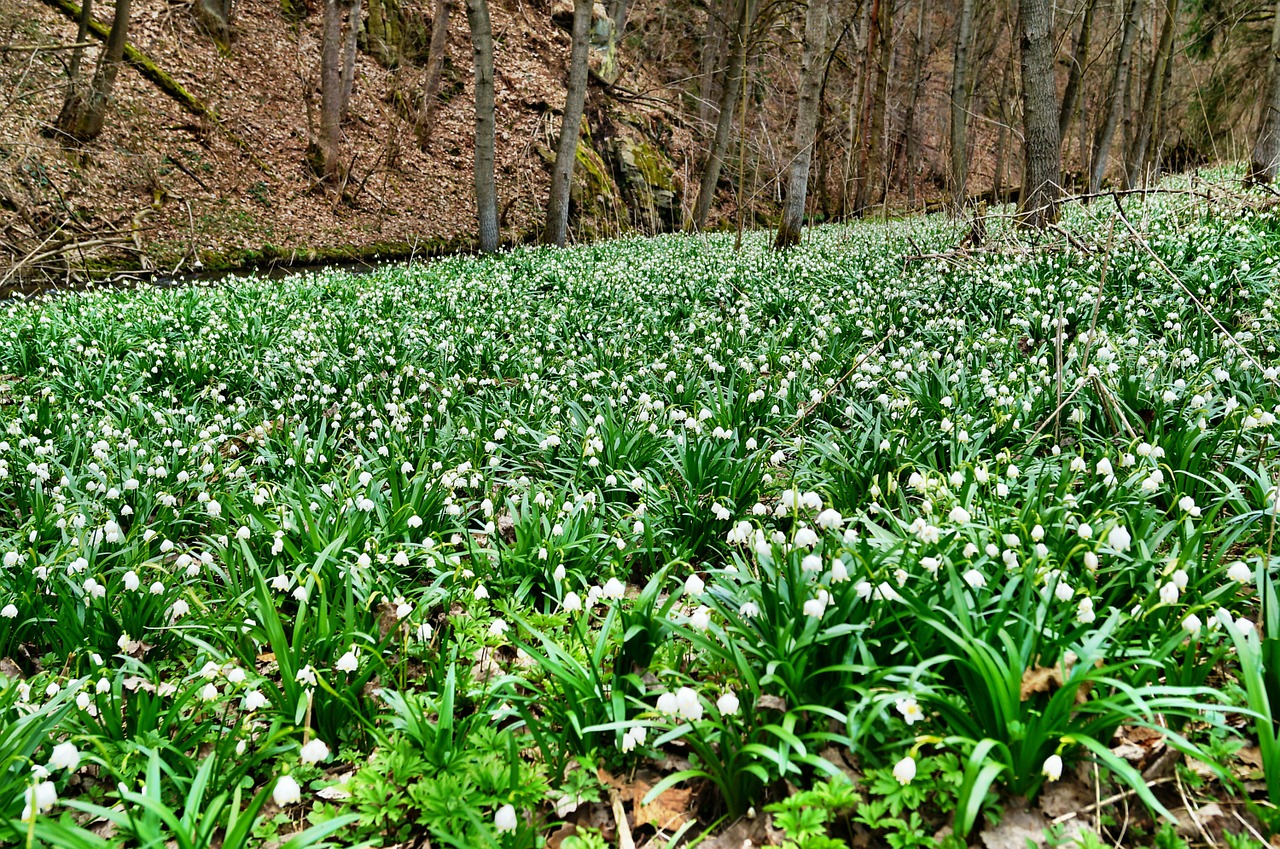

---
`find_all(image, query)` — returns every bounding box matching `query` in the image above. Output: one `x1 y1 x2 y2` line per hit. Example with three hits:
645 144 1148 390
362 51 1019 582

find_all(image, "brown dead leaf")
1020 665 1064 700
634 783 691 831
757 694 787 712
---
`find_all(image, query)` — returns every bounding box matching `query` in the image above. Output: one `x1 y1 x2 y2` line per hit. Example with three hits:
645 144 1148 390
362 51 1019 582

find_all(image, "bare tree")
194 0 234 48
775 0 830 248
416 0 455 147
692 0 756 230
949 0 976 208
1126 0 1177 188
850 0 882 213
1089 0 1144 193
340 0 363 120
55 0 132 143
1059 0 1099 149
854 0 892 212
1018 0 1061 227
901 0 930 209
1249 0 1280 184
466 0 499 251
542 0 593 247
313 0 347 182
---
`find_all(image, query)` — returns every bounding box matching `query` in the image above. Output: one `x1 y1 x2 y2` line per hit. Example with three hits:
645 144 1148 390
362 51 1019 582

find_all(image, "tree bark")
1088 0 1144 194
901 0 931 208
1018 0 1061 228
340 0 362 120
1125 0 1175 188
856 0 891 212
692 0 755 230
466 0 499 251
310 0 346 182
1248 0 1280 185
992 52 1014 203
698 0 730 128
774 0 829 248
949 0 976 209
607 0 630 39
416 0 454 148
901 0 928 209
55 0 131 143
1058 0 1099 147
541 0 593 247
194 0 233 48
850 0 881 213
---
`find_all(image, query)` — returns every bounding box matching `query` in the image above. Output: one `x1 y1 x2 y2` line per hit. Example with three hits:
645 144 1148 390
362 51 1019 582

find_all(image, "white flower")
1159 582 1180 605
684 574 705 597
716 691 740 716
816 509 844 529
656 691 679 716
300 738 330 764
688 606 711 631
793 527 819 548
0 603 16 618
1107 525 1131 553
494 804 518 833
896 698 923 725
206 499 222 518
473 584 490 600
1227 561 1253 584
602 577 626 600
563 592 582 612
1178 495 1201 517
200 683 219 701
48 742 80 772
962 569 986 588
21 781 57 820
488 618 510 638
1042 754 1063 782
738 600 760 618
674 686 703 721
243 690 268 711
1182 614 1202 637
893 756 916 785
273 775 302 806
335 649 359 673
948 506 971 524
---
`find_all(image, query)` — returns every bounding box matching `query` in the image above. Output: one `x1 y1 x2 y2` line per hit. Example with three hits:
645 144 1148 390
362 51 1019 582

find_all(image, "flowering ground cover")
1 174 1278 848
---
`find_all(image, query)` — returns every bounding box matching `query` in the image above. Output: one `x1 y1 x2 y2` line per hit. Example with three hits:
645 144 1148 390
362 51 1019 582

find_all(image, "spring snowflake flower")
684 574 705 597
273 775 302 807
243 690 268 711
494 804 518 833
1107 525 1131 553
473 584 490 600
1178 496 1201 517
674 687 703 721
21 781 57 821
1182 614 1202 637
1159 582 1180 605
716 691 740 716
620 725 647 752
602 577 626 600
300 739 330 764
793 527 819 548
816 509 844 529
562 592 582 612
0 603 16 618
688 606 712 631
738 600 760 618
48 742 80 772
893 756 916 785
1042 754 1063 782
1076 597 1095 624
948 506 971 524
295 665 317 686
962 569 986 589
488 619 510 638
1227 561 1252 584
803 589 831 617
335 649 360 673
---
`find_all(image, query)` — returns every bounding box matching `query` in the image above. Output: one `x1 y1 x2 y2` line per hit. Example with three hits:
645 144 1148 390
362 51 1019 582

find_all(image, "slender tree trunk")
1125 0 1175 188
858 0 892 211
1248 0 1280 184
839 0 872 218
1059 0 1099 146
311 0 346 181
851 0 881 212
194 0 233 48
416 0 454 148
993 53 1014 202
775 0 829 248
698 0 729 128
340 0 362 121
692 0 755 230
949 0 976 209
607 0 630 39
542 0 592 247
1088 0 1144 193
55 0 131 143
902 0 928 209
1018 0 1061 227
465 0 499 251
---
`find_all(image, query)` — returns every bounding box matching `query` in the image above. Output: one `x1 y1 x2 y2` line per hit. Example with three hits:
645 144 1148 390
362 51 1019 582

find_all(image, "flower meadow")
1 179 1279 848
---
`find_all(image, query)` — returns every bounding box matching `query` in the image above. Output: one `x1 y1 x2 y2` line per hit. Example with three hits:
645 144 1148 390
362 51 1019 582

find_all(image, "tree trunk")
607 0 630 39
698 0 730 128
1058 0 1099 147
340 0 362 120
857 0 892 211
1088 0 1144 194
692 0 755 230
1125 0 1175 188
466 0 499 251
416 0 454 148
542 0 592 247
1018 0 1061 228
313 0 346 182
949 0 976 209
774 0 829 248
850 0 880 213
1248 0 1280 184
194 0 233 49
902 0 928 209
55 0 131 143
992 53 1014 203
